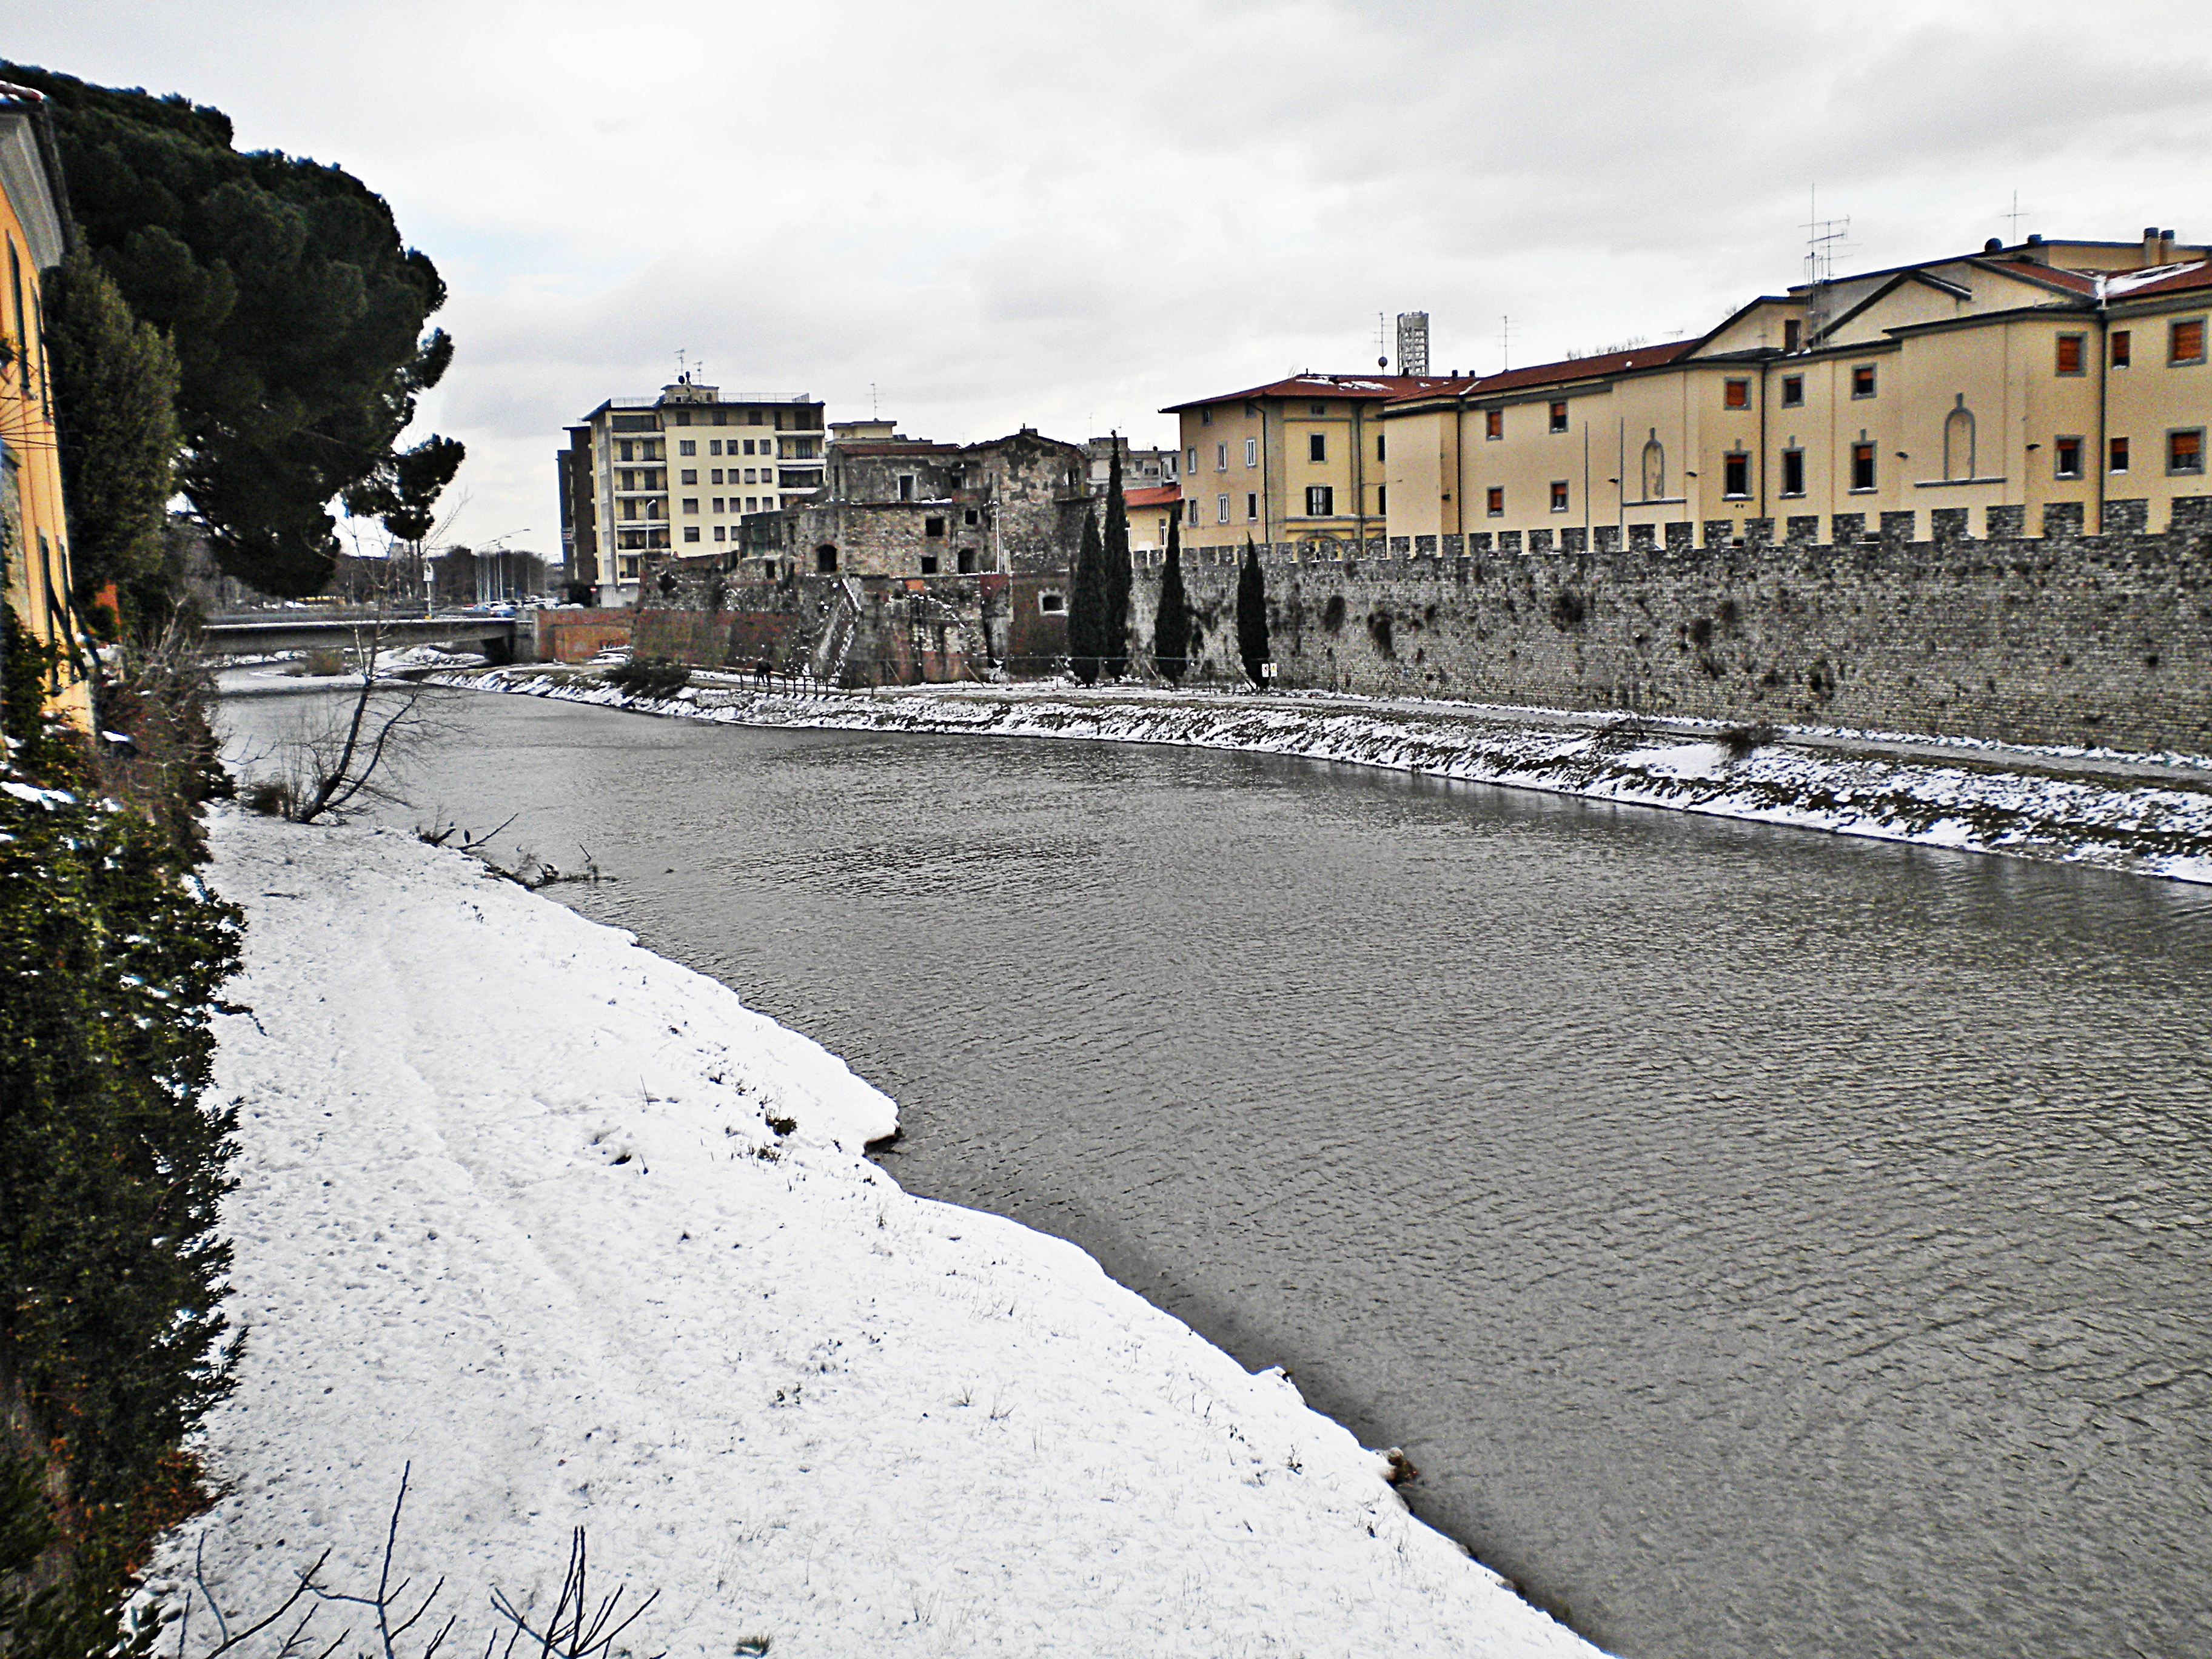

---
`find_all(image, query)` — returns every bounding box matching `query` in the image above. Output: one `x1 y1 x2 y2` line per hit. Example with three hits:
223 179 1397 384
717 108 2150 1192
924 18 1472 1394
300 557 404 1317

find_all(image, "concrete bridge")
202 611 528 664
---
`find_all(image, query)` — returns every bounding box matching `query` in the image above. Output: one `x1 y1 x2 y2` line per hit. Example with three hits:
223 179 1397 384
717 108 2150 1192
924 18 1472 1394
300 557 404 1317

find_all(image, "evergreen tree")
1101 436 1131 678
1068 505 1105 683
44 249 181 630
1 62 461 598
1153 514 1190 683
1236 536 1270 687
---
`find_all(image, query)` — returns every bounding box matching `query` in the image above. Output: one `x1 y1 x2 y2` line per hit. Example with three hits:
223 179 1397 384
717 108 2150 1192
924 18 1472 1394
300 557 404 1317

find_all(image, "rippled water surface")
224 688 2212 1659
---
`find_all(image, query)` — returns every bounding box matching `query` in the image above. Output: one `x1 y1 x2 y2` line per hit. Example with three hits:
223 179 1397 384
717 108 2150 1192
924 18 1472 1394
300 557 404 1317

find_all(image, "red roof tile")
1125 484 1181 508
1161 372 1466 414
2104 261 2212 301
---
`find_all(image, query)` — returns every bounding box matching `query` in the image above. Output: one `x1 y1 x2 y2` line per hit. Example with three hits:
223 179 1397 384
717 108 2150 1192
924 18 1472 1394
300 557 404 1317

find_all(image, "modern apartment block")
1378 229 2211 550
560 377 825 600
1160 373 1460 550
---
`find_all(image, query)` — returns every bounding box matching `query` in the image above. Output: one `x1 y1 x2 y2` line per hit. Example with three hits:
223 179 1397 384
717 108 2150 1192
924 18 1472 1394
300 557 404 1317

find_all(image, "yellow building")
1380 230 2211 551
0 82 90 732
1160 372 1460 557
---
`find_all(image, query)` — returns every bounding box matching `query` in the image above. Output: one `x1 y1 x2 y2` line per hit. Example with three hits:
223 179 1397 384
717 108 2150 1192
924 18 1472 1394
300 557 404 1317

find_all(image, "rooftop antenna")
1499 314 1512 374
1802 186 1850 343
675 347 688 383
870 382 879 418
1376 311 1388 371
2001 189 2027 244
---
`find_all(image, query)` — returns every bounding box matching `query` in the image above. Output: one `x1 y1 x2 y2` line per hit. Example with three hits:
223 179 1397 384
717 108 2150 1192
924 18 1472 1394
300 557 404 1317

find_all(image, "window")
1783 319 1803 352
1723 452 1749 498
898 474 914 500
1309 433 1327 462
679 440 697 455
1550 480 1569 512
748 410 764 425
1187 446 1198 474
1309 402 1327 415
1188 500 1200 526
925 516 945 537
958 548 977 574
2110 435 2131 473
742 469 756 484
964 508 979 525
1216 443 1228 471
683 526 700 543
682 497 699 514
1484 408 1504 441
742 440 756 455
1549 400 1568 432
1376 434 1386 460
1245 492 1258 521
2054 436 2083 478
1217 494 1230 524
2170 428 2205 474
1304 485 1335 515
2111 330 2132 367
1486 486 1504 517
1039 591 1065 613
1852 364 1878 398
2171 318 2207 364
2056 333 2086 376
669 410 690 426
1200 406 1212 424
713 525 726 541
709 440 723 455
1724 379 1751 410
1245 437 1258 467
711 469 723 484
1781 447 1805 496
711 497 724 513
1851 442 1876 491
816 546 838 574
617 440 634 462
919 553 939 575
680 468 697 484
1376 484 1386 514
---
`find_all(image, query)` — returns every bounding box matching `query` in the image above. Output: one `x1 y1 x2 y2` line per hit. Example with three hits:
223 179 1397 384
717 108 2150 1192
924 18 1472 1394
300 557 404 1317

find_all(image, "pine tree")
1153 514 1190 683
1068 505 1105 683
1102 437 1131 679
1236 536 1270 687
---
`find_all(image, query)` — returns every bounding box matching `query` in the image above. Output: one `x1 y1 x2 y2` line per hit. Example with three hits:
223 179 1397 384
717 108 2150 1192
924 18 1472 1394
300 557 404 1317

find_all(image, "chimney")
2162 228 2177 263
2144 226 2163 268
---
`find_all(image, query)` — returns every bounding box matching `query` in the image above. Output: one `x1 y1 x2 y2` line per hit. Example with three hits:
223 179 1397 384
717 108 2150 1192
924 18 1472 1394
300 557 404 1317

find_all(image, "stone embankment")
431 668 2212 885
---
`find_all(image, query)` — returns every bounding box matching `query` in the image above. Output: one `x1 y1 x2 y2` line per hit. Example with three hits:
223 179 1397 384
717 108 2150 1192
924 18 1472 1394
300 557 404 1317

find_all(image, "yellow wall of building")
1 178 91 731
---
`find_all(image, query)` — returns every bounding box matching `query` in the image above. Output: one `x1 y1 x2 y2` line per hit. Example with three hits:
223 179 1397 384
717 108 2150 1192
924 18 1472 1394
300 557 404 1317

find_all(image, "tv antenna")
1499 314 1513 374
1376 311 1388 370
2000 189 2027 244
674 347 689 382
1802 187 1851 343
870 382 879 418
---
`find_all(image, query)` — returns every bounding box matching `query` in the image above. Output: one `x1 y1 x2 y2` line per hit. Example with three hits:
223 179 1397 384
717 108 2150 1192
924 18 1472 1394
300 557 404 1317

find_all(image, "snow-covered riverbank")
171 809 1600 1657
432 668 2212 886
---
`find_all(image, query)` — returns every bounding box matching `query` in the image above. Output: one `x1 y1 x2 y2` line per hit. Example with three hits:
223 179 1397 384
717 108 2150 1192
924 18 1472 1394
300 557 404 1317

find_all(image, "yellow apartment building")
1379 229 2210 551
1160 372 1460 556
565 378 827 602
0 82 90 732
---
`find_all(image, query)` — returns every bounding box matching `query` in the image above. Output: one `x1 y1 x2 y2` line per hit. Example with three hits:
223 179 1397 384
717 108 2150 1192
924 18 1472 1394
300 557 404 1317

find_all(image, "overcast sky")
15 0 2212 555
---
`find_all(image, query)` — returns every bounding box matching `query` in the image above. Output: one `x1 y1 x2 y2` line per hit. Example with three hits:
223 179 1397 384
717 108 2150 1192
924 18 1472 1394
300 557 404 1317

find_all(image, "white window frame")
1245 437 1258 468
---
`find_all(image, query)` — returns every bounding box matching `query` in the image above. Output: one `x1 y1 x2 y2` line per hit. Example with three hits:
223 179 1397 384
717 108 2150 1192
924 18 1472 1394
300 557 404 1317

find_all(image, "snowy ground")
159 809 1601 1658
437 669 2212 886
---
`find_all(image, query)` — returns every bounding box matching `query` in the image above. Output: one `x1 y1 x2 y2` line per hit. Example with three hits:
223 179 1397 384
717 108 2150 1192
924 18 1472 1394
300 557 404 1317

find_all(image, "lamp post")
477 529 532 605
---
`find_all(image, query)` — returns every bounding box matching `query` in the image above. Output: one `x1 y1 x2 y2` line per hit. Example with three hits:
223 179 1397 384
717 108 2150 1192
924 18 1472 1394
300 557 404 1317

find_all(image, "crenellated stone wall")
1138 505 2212 754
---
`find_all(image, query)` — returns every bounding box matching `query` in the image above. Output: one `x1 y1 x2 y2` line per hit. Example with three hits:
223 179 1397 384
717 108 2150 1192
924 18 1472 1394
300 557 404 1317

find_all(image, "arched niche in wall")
1943 394 1976 481
1640 428 1666 500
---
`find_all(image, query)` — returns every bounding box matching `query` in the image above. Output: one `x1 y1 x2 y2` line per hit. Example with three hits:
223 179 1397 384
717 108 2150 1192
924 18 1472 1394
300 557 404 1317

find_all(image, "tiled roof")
1125 484 1181 508
1161 372 1464 414
2103 260 2212 300
1383 341 1700 408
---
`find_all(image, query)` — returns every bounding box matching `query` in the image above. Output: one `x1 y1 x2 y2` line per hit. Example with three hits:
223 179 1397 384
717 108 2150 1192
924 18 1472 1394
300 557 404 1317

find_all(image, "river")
220 684 2212 1659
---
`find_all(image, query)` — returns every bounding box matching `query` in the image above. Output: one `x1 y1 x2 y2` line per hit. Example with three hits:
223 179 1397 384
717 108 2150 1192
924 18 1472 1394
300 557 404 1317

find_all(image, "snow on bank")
441 669 2212 886
174 809 1598 1658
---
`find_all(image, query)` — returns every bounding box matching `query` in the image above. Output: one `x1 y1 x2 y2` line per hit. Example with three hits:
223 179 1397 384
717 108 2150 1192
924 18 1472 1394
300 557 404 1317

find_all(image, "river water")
220 686 2212 1659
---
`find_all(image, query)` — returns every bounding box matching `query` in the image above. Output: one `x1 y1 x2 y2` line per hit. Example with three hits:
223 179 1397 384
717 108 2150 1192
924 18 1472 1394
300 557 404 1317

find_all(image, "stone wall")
1135 508 2212 754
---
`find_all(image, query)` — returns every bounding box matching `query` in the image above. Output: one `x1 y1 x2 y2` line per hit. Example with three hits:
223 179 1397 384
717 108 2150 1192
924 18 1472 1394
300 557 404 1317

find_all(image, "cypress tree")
1236 536 1270 687
1153 514 1190 683
1068 505 1105 683
1102 436 1131 679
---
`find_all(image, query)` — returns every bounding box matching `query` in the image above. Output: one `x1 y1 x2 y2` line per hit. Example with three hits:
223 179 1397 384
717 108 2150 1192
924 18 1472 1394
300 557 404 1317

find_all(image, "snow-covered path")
173 810 1603 1657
